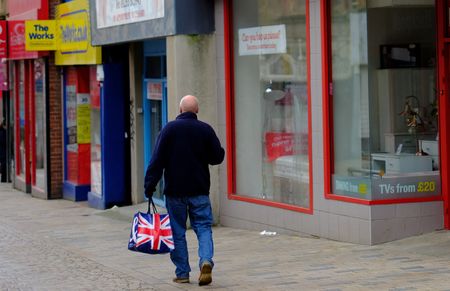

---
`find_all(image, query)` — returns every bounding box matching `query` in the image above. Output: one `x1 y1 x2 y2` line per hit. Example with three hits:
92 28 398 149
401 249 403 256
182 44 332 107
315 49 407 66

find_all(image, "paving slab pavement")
0 183 450 290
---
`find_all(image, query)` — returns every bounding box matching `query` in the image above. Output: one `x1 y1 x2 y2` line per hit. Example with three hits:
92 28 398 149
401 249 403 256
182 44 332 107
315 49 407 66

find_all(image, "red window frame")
29 61 37 187
320 0 443 206
224 0 314 214
30 59 47 194
14 60 33 186
13 59 45 193
437 0 450 229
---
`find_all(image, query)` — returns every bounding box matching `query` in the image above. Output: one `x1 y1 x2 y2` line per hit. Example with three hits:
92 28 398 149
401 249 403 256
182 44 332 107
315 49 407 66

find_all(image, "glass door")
143 78 167 203
142 40 167 205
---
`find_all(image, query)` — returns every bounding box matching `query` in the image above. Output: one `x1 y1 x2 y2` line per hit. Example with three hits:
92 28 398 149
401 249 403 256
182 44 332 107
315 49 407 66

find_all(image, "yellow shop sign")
58 19 88 52
55 0 101 65
25 20 57 51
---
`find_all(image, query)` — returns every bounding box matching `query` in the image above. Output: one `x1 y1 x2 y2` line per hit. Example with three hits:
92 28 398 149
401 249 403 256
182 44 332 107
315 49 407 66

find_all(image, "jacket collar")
176 112 198 120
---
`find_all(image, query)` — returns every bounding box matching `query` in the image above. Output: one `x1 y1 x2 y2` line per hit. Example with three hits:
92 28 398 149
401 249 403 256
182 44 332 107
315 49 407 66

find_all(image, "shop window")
227 0 312 211
145 56 166 79
325 1 440 202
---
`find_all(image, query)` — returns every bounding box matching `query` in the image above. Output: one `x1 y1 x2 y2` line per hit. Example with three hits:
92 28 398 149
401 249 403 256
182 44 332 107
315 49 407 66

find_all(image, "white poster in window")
239 25 286 56
96 0 164 29
147 82 162 100
91 160 102 195
66 85 77 128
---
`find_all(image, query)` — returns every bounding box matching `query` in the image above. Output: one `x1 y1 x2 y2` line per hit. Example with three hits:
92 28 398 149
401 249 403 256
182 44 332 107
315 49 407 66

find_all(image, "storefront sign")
55 0 101 65
371 174 440 200
25 20 57 51
239 25 286 56
332 173 441 200
8 21 39 60
147 82 162 100
59 19 88 52
95 0 164 29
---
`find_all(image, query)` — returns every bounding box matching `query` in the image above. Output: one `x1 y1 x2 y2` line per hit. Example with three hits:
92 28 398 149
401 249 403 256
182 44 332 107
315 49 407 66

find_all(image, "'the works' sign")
25 20 57 51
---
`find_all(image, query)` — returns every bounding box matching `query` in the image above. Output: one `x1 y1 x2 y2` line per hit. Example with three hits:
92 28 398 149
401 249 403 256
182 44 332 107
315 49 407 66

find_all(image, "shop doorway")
11 59 48 194
143 39 167 206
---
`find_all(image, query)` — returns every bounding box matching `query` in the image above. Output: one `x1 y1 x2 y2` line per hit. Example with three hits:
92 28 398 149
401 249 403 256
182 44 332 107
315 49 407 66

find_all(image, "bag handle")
147 198 158 214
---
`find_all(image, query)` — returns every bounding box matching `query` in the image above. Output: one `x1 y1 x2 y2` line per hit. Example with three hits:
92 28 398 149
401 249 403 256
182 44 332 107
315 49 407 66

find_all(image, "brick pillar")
47 0 63 198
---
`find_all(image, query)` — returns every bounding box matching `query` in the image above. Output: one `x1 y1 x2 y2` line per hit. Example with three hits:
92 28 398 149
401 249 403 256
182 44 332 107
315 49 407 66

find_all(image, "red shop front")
7 0 50 196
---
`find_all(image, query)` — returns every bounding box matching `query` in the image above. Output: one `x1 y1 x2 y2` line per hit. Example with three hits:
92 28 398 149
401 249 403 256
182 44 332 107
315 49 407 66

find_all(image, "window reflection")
233 0 309 207
330 2 439 200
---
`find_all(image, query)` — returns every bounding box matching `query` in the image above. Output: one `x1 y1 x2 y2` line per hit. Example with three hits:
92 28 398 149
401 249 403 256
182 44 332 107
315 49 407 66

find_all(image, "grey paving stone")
0 183 449 290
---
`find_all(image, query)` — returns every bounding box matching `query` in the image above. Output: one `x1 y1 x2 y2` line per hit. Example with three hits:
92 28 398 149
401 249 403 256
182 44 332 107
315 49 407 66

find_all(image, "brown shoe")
173 277 190 283
198 262 212 286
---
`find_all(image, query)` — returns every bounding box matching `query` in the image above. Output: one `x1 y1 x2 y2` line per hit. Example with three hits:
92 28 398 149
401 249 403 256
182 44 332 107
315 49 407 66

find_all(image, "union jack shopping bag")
128 199 174 254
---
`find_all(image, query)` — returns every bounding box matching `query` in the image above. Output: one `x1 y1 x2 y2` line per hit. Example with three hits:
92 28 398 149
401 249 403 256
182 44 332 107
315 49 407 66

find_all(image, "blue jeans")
166 195 214 278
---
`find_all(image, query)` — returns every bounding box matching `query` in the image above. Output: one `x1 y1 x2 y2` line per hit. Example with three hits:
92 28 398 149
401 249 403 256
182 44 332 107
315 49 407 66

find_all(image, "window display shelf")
368 0 434 8
371 153 432 175
420 139 439 170
384 132 436 154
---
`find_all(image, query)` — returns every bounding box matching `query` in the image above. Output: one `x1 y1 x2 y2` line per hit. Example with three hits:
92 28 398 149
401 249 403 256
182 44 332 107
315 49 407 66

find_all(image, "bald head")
179 95 199 114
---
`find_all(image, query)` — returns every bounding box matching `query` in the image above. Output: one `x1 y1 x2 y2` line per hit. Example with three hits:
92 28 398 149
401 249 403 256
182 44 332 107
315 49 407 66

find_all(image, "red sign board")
265 132 308 162
7 0 48 59
265 132 295 162
0 21 7 59
8 21 39 60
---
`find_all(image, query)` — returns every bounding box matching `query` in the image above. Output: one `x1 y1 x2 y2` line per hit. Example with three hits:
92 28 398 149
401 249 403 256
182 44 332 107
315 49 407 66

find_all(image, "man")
144 95 225 286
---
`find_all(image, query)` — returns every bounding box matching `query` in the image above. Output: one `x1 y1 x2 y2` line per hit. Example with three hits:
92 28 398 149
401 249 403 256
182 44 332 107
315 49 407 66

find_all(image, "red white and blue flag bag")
128 199 174 254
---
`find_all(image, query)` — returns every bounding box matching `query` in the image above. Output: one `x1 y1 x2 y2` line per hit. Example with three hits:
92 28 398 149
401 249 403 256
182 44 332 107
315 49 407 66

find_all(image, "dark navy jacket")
144 112 225 197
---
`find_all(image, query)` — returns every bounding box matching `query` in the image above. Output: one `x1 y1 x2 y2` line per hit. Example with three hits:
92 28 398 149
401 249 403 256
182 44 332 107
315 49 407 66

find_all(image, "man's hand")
144 187 155 199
